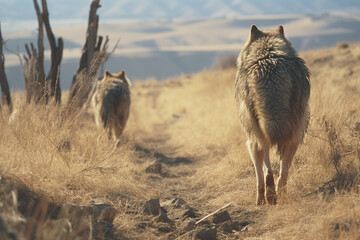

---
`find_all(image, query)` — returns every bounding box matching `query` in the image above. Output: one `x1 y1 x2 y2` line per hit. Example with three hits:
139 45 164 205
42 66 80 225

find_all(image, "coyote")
91 70 131 140
234 25 310 205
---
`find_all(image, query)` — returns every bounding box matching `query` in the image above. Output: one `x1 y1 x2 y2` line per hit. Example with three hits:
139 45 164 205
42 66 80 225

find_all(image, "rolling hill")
2 13 360 90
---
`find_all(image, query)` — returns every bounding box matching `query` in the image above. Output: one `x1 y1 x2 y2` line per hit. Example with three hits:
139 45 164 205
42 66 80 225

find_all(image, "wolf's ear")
105 70 112 78
276 25 285 37
250 25 262 42
119 70 131 87
119 70 125 78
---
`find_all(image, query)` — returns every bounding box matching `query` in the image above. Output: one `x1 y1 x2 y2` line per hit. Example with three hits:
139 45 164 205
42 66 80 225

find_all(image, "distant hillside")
3 14 360 90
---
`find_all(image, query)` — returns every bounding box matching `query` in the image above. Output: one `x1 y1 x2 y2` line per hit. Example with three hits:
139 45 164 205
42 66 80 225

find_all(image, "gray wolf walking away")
234 25 310 205
91 70 131 140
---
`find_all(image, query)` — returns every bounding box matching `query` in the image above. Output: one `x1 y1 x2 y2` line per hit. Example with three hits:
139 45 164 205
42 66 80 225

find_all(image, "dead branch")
99 37 118 77
195 203 232 225
41 0 63 104
21 0 63 104
30 43 37 57
24 44 33 103
25 44 32 59
76 0 101 75
0 23 13 112
33 0 46 104
67 0 109 115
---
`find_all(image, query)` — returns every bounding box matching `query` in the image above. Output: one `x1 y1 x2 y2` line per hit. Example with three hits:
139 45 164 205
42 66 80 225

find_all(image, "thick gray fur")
234 25 310 204
92 70 131 140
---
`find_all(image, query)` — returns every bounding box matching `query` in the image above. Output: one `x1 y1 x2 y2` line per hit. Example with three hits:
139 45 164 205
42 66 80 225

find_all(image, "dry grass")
1 42 360 239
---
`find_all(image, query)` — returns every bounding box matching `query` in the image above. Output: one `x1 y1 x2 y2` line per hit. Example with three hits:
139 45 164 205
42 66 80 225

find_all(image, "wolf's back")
98 80 130 128
260 57 309 145
236 55 310 148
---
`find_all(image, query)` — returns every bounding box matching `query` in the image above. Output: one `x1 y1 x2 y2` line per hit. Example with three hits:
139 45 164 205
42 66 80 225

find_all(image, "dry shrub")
66 50 107 119
0 98 148 205
0 89 162 238
320 117 360 193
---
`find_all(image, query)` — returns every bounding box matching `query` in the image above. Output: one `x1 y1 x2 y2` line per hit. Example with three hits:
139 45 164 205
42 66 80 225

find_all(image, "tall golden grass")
0 42 360 239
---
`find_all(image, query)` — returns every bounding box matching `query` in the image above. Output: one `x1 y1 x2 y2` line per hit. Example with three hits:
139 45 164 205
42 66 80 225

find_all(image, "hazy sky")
1 0 359 20
1 0 359 33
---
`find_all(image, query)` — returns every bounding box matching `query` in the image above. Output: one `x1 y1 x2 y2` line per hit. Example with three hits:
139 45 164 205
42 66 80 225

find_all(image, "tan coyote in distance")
234 25 310 205
91 70 131 140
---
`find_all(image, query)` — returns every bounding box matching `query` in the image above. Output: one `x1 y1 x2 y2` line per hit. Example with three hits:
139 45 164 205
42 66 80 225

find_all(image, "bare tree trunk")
77 0 101 75
41 0 63 104
22 0 62 105
23 43 38 104
67 0 109 114
0 23 12 112
33 0 46 104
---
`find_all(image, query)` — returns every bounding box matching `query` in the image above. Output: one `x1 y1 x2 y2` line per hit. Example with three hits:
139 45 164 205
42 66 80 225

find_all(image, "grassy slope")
1 42 360 239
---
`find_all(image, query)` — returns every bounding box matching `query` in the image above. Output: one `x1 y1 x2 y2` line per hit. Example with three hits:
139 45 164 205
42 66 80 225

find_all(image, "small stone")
143 199 161 215
157 222 174 233
161 198 197 220
182 206 196 218
156 210 172 223
194 228 217 240
182 219 196 231
212 210 231 224
219 221 233 233
145 160 162 174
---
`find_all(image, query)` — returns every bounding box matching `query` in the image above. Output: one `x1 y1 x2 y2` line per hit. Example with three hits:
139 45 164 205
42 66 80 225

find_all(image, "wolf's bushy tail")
255 85 294 150
259 116 293 150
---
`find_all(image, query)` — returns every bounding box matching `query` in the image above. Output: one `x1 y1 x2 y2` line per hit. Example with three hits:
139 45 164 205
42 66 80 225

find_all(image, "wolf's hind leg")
107 125 113 140
263 146 276 204
114 125 124 140
277 142 299 195
247 140 265 205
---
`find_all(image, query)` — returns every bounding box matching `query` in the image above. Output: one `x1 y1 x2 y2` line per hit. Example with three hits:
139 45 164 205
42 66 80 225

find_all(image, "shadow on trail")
135 144 192 165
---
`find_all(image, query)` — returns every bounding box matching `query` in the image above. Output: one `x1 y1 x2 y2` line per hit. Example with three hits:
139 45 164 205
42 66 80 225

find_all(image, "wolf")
234 25 310 205
91 70 131 140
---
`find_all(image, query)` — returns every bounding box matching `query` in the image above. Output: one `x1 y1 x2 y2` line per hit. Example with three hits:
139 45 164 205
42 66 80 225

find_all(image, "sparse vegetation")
0 42 360 239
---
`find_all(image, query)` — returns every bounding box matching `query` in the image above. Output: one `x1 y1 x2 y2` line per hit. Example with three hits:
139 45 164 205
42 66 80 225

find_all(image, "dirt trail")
122 77 269 239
